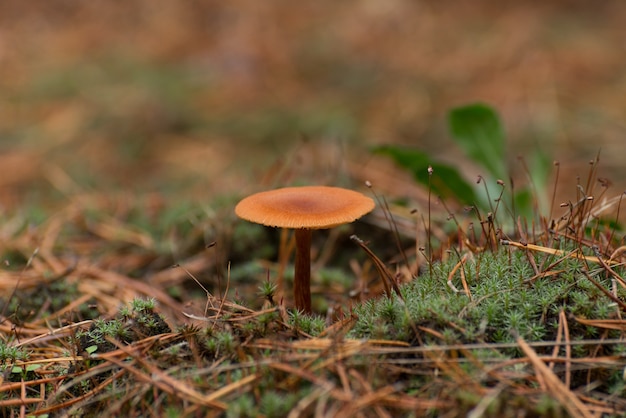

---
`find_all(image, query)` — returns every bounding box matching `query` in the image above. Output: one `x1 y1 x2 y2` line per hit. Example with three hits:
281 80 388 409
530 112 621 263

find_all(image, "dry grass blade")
500 239 619 265
516 335 593 418
0 378 49 407
333 383 398 417
574 317 626 331
10 319 93 348
582 270 626 311
350 234 403 300
103 337 231 410
268 362 350 402
446 252 472 298
591 245 626 288
77 265 188 321
549 309 572 389
85 216 155 249
37 366 127 415
286 387 332 418
609 245 626 262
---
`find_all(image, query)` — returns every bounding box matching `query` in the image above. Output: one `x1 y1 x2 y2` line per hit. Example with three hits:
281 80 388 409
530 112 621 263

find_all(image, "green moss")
349 248 624 347
288 310 326 336
76 297 171 355
0 342 28 364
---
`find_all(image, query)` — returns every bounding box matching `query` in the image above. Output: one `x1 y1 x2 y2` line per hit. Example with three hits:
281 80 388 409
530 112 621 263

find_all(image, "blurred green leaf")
11 364 41 374
513 188 534 220
373 145 478 206
528 146 553 212
449 104 507 181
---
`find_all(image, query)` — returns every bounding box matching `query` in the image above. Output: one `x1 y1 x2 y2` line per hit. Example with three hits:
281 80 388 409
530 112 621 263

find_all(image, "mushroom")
235 186 375 313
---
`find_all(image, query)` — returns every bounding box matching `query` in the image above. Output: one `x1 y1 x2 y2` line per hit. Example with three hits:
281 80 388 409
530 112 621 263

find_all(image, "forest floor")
1 2 626 417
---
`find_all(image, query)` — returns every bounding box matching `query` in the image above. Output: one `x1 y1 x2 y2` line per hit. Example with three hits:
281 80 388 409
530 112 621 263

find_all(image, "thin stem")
294 228 312 313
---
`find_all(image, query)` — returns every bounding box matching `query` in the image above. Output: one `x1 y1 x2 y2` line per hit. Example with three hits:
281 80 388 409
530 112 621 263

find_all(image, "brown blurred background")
1 0 625 212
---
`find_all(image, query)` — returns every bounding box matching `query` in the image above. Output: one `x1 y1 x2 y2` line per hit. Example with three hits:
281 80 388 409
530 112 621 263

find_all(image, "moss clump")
349 248 622 346
76 297 170 355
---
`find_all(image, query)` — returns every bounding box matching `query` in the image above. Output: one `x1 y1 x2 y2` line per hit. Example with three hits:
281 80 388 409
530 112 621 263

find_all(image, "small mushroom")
235 186 375 313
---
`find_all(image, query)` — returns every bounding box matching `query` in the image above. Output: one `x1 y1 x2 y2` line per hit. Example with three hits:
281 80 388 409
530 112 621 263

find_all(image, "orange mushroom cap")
235 186 375 229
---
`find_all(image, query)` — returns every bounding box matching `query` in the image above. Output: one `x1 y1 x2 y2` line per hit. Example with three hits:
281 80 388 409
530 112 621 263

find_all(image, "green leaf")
11 364 41 374
528 146 553 213
26 364 41 372
513 188 534 220
373 145 478 206
449 104 507 181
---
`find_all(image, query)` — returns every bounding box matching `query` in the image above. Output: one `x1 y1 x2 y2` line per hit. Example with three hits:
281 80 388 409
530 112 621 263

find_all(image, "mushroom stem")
294 228 312 313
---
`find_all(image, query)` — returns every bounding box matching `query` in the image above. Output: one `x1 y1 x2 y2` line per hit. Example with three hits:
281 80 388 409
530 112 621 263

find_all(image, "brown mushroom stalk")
235 186 375 314
294 228 312 313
